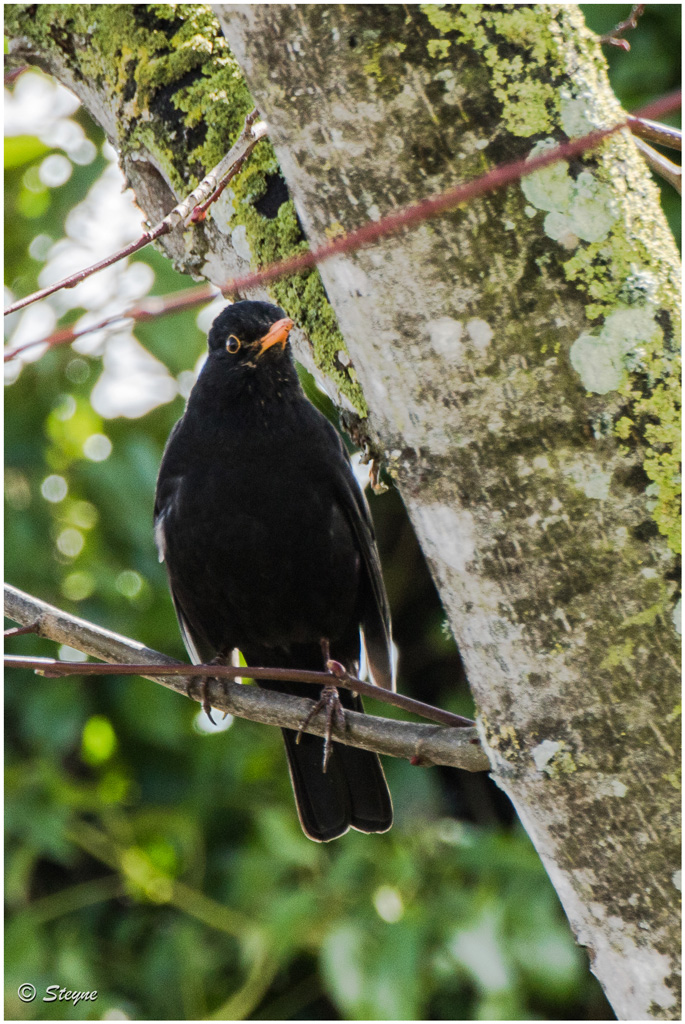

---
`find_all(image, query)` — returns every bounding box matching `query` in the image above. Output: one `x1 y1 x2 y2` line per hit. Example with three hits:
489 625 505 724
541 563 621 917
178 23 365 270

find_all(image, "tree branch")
6 90 681 367
5 654 474 729
628 115 682 152
600 4 645 50
4 109 266 317
4 584 488 773
3 282 219 364
633 137 682 194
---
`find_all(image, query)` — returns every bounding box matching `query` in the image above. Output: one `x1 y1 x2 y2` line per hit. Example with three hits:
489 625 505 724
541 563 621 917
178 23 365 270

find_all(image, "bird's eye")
226 335 241 354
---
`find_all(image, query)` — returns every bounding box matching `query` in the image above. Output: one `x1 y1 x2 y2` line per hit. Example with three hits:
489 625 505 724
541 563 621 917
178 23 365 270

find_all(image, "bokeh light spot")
61 571 95 601
28 233 54 260
373 885 404 923
56 527 84 557
5 469 31 510
82 715 118 766
41 474 68 503
83 433 112 461
58 645 88 662
70 500 98 529
116 570 143 599
39 153 73 187
54 394 77 421
66 358 90 383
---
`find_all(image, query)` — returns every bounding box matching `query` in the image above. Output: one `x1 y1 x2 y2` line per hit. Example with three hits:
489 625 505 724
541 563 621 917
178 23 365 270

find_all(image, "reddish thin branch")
600 4 646 50
4 91 681 367
628 116 682 152
4 108 264 318
4 282 219 363
5 654 475 729
4 585 488 772
3 622 40 638
4 226 169 316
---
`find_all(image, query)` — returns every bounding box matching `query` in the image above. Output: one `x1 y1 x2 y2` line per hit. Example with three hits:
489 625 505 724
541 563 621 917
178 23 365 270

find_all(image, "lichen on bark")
218 4 681 1017
6 3 682 1015
6 2 366 413
420 3 681 553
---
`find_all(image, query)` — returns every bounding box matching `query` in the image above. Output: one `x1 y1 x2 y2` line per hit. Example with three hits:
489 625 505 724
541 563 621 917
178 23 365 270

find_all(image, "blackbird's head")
207 301 294 368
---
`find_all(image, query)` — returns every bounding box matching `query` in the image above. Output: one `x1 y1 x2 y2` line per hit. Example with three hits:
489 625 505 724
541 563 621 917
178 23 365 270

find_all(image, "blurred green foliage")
5 5 679 1020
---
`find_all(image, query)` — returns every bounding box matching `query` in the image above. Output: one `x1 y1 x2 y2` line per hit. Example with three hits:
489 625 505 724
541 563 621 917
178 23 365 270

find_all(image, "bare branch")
600 4 646 50
4 109 265 317
4 584 489 773
628 115 682 152
4 281 218 363
633 137 682 194
5 654 474 729
4 91 680 368
4 621 40 638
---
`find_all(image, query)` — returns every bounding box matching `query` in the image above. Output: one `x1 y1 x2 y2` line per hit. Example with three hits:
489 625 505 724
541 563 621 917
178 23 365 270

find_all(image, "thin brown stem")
4 621 40 638
628 116 682 152
4 108 264 318
4 584 489 772
600 4 645 50
4 226 165 316
191 110 264 221
4 91 680 368
4 281 219 363
5 655 475 729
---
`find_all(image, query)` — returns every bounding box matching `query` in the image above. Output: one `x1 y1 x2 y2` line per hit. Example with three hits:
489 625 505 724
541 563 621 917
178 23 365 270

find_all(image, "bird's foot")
296 684 347 773
184 658 223 725
200 675 217 725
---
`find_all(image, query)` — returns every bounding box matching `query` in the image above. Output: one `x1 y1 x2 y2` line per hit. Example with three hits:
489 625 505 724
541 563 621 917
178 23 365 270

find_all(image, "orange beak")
256 317 294 356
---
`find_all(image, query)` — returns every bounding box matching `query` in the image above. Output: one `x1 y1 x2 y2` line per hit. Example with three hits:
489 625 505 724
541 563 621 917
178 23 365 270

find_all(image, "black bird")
154 300 393 841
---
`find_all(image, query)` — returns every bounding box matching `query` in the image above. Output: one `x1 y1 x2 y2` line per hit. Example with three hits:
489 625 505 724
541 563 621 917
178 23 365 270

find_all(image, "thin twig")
633 137 682 194
4 621 40 638
628 116 682 152
4 282 219 363
4 108 265 318
5 654 475 729
4 91 681 367
4 584 489 773
191 111 263 221
600 4 646 50
4 64 28 86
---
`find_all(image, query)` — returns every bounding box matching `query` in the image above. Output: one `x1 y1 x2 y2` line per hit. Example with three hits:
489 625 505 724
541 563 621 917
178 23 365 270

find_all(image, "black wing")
154 418 224 666
326 429 394 691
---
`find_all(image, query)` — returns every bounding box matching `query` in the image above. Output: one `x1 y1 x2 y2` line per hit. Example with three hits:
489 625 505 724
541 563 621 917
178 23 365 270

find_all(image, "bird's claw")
185 671 217 725
296 684 346 773
201 676 217 725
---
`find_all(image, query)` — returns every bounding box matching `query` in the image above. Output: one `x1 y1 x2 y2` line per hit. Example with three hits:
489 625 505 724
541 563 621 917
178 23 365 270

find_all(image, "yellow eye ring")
226 335 241 354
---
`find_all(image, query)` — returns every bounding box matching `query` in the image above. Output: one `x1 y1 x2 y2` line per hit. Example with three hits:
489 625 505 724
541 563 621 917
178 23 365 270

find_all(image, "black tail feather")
281 721 392 842
246 642 393 842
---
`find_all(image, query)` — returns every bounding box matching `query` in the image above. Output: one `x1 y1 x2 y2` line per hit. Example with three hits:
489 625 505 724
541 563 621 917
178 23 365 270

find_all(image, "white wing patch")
177 611 203 665
154 515 166 563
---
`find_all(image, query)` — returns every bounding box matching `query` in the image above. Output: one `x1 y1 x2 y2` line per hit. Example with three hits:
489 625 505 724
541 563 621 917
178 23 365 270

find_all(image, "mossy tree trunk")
8 4 680 1018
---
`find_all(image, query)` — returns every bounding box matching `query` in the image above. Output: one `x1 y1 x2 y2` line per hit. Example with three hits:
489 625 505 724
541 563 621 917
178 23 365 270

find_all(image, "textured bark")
217 6 681 1020
5 3 367 413
7 4 681 1019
